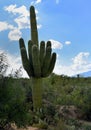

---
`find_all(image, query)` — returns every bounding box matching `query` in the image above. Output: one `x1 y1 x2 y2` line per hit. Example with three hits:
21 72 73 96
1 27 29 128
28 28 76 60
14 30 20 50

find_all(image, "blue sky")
0 0 91 77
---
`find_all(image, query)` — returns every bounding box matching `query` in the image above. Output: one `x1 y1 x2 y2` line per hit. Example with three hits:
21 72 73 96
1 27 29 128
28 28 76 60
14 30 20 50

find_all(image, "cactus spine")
19 6 56 110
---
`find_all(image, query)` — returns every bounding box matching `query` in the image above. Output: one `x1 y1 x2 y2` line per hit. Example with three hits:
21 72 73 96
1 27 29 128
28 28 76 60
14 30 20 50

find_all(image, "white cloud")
4 5 29 17
56 0 60 4
0 21 14 31
0 5 30 41
4 5 30 29
4 4 17 13
36 0 42 4
7 54 28 78
72 52 89 66
0 49 28 78
8 28 22 41
37 24 42 29
14 16 30 29
54 52 91 76
50 39 63 49
65 41 71 45
31 0 42 5
1 49 91 78
0 4 42 41
0 22 9 31
0 21 22 41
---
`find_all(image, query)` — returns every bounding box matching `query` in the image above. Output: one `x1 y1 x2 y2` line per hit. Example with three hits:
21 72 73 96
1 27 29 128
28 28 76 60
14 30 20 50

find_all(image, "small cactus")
19 6 56 110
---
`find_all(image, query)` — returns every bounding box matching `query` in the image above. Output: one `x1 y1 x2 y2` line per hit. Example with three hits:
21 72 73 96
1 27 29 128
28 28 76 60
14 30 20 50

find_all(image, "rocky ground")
5 124 39 130
16 127 38 130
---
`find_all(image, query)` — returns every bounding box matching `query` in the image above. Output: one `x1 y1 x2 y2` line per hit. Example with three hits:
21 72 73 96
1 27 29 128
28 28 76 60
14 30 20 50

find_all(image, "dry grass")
16 127 38 130
10 124 39 130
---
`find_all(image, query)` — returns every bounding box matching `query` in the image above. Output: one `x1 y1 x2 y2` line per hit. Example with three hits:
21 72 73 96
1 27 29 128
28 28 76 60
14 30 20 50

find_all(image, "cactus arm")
19 38 26 49
30 6 38 46
39 41 45 68
32 45 41 77
47 52 56 76
20 48 32 77
42 46 52 77
19 38 29 71
28 40 33 61
46 41 51 48
28 40 34 76
19 38 33 77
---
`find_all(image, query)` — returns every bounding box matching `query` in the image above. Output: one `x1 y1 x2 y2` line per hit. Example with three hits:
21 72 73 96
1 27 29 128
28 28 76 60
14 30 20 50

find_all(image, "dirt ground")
16 127 38 130
10 124 39 130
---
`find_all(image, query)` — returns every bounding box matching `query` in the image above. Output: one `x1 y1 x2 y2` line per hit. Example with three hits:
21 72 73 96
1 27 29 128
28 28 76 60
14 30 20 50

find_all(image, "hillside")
79 71 91 77
1 74 91 129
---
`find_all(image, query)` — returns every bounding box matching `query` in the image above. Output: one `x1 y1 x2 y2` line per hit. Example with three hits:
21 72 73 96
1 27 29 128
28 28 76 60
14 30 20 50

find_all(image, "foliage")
0 62 91 129
0 77 33 129
72 85 91 120
82 124 91 130
43 74 91 128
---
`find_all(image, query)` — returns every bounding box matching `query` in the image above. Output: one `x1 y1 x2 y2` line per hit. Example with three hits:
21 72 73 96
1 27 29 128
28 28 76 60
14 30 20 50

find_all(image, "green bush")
0 77 33 128
82 124 91 130
56 119 67 130
72 85 91 120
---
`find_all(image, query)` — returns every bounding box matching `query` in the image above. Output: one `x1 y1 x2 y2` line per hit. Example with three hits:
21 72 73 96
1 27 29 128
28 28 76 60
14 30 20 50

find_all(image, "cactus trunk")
31 78 43 110
19 5 56 110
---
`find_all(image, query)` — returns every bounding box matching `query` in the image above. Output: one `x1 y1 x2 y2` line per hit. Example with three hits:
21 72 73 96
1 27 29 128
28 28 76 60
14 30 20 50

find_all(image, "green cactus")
19 6 56 110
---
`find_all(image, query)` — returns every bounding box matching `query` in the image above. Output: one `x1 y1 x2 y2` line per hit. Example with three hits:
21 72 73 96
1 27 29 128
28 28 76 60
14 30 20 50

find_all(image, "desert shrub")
56 119 67 130
31 103 57 126
72 85 91 120
0 77 33 129
41 104 57 126
82 124 91 130
56 93 73 106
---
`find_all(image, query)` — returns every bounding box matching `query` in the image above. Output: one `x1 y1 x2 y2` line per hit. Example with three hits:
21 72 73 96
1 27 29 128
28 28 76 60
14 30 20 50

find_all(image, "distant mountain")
79 71 91 77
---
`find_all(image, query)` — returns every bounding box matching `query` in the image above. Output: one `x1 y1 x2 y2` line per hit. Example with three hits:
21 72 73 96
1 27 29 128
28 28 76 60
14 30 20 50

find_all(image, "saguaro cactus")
19 6 56 110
